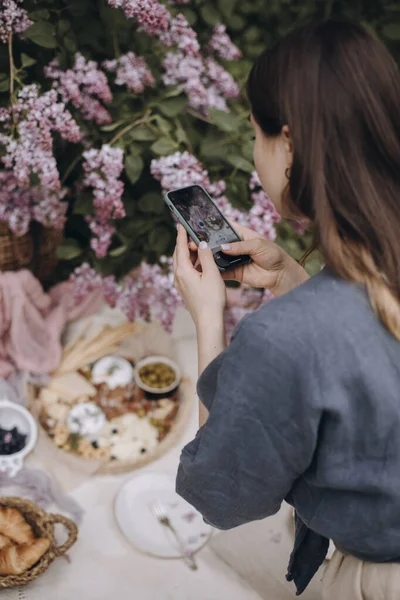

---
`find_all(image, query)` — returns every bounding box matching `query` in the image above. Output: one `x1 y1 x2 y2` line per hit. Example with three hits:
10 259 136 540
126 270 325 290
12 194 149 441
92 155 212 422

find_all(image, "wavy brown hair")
247 19 400 339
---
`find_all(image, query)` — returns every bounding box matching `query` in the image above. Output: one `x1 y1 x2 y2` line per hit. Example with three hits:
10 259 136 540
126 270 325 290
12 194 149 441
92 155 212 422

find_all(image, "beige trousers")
322 550 400 600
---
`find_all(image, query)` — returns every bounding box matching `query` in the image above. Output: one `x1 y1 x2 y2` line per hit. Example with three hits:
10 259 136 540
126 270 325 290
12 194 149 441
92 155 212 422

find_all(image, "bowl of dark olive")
0 397 37 477
133 356 181 395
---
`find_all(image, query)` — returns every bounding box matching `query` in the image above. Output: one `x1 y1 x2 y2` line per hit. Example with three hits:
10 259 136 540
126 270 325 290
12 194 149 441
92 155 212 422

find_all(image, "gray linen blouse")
176 268 400 593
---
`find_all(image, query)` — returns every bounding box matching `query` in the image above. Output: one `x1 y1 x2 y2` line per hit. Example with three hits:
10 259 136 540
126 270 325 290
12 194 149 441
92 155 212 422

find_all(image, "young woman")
173 19 400 599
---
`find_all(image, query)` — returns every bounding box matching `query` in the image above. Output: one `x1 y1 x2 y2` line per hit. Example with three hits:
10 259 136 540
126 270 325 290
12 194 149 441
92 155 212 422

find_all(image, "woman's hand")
173 225 226 328
189 223 309 296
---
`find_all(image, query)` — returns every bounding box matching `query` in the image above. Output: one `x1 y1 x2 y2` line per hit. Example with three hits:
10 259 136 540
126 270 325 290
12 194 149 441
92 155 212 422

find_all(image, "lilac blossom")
159 14 200 56
82 145 125 258
0 85 80 193
0 171 67 235
45 54 113 125
107 0 171 37
162 51 239 113
0 0 32 44
207 25 241 61
71 259 182 331
103 52 155 94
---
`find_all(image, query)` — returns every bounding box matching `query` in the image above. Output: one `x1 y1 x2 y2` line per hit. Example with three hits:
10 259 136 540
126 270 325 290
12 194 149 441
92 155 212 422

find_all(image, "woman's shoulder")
239 268 371 348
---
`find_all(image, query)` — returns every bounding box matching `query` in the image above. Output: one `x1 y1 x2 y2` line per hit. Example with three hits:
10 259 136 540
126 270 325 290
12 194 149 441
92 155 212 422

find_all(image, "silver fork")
152 501 198 571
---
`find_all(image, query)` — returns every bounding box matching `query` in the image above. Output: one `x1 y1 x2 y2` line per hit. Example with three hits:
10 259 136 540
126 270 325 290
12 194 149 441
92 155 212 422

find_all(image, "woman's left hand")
173 225 226 328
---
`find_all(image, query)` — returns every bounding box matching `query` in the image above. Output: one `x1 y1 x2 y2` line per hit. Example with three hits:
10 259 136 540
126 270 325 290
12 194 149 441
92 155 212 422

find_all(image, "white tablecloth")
1 310 264 600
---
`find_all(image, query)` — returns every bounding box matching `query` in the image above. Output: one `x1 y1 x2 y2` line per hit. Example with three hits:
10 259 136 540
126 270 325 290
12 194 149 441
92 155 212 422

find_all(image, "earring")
285 167 291 180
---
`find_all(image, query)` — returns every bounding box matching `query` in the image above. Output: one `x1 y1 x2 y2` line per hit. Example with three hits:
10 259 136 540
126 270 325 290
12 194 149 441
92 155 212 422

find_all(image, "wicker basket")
0 496 78 589
0 223 62 283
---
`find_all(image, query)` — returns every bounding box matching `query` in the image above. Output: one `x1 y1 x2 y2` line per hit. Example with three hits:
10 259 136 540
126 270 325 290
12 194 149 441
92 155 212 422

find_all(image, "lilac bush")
0 0 314 330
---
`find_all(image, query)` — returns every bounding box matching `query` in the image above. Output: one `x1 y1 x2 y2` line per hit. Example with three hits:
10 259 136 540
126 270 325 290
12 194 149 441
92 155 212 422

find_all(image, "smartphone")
164 184 252 272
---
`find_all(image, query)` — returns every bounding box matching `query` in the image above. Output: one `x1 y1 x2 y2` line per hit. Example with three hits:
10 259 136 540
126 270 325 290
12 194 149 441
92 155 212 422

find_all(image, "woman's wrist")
271 253 310 296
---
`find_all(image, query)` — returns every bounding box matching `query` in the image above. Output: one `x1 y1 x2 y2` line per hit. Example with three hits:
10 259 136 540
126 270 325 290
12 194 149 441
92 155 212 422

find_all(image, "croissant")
0 534 11 550
0 507 34 544
0 538 50 575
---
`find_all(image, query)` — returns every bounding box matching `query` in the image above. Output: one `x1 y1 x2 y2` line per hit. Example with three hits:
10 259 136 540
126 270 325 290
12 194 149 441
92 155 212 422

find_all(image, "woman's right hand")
188 223 309 296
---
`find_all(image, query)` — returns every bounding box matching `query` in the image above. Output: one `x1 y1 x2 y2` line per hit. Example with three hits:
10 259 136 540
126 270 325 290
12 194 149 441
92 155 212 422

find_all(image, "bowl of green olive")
133 356 181 395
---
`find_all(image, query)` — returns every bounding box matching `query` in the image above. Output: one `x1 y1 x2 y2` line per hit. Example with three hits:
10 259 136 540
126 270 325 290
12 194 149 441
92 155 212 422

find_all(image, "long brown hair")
247 19 400 339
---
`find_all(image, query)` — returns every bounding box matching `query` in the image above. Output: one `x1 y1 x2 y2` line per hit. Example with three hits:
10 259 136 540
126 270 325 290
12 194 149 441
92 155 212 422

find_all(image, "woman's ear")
282 125 293 167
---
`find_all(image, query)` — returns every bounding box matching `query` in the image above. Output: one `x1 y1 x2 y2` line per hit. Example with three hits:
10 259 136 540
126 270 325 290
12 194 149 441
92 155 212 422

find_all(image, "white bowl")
133 356 181 395
0 398 37 477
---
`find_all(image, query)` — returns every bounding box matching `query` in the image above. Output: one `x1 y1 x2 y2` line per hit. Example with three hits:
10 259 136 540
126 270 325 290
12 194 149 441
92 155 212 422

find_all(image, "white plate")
114 472 212 558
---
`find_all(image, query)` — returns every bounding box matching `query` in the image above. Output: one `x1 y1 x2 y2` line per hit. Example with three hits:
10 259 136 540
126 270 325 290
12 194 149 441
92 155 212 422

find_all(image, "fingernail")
221 244 231 251
199 241 208 249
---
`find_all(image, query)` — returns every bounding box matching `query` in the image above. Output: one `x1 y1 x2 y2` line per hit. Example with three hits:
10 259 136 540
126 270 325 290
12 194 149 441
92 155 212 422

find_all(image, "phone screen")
168 185 241 252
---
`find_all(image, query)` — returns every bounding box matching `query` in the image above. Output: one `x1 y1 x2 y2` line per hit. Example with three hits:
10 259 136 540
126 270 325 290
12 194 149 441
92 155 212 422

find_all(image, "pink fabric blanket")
0 270 102 377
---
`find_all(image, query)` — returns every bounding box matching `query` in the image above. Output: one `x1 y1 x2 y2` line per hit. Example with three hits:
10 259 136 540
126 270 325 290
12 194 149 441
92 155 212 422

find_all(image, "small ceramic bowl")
134 356 181 395
0 397 38 477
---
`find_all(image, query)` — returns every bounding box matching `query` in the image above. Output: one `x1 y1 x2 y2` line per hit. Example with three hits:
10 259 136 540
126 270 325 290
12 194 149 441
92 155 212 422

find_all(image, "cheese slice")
48 372 96 403
39 388 59 407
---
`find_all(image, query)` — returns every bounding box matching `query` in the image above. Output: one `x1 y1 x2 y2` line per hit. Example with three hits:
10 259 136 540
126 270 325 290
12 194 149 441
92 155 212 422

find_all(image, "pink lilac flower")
151 150 222 192
159 14 200 56
0 171 67 235
204 57 239 100
207 25 241 61
82 145 125 258
107 0 171 37
31 187 68 229
0 85 80 194
103 52 155 94
71 258 182 331
0 0 32 44
45 54 112 125
162 52 239 113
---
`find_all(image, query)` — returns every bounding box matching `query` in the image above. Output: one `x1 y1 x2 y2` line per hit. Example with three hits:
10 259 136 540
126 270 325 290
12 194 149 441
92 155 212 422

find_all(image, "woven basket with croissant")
0 497 78 588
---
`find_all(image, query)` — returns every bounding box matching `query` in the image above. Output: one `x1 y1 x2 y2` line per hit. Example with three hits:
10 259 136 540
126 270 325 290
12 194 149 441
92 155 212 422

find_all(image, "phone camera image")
169 186 239 251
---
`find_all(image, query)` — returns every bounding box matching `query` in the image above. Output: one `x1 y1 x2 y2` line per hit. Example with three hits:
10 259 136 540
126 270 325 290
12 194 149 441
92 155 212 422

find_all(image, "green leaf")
153 114 172 136
119 219 155 237
66 0 91 17
243 26 260 43
73 193 93 215
20 53 36 68
56 238 83 260
200 4 221 26
125 154 144 185
163 86 185 99
175 121 189 146
225 14 245 31
28 9 50 21
57 20 71 35
226 154 254 173
180 8 197 25
139 192 165 214
64 33 77 53
382 24 400 40
159 96 187 118
150 137 178 155
130 124 157 142
0 77 10 92
24 21 57 48
242 140 254 162
109 244 128 257
148 226 171 254
217 0 237 18
208 108 240 132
